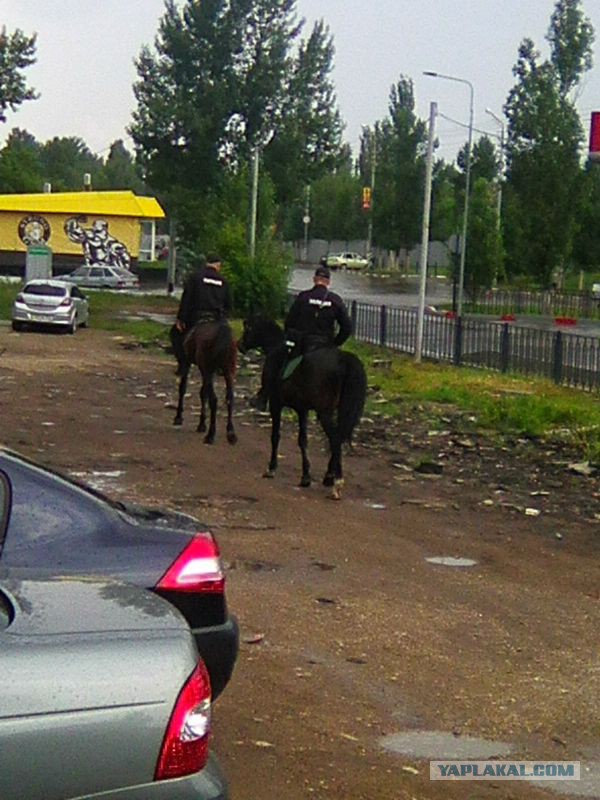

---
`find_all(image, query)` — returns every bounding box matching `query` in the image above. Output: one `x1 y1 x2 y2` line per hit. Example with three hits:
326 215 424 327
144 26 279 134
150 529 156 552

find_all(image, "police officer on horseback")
251 266 352 410
176 253 232 332
285 265 352 352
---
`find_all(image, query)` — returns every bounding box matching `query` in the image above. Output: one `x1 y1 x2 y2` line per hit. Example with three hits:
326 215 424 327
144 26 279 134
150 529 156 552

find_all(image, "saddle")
280 332 333 381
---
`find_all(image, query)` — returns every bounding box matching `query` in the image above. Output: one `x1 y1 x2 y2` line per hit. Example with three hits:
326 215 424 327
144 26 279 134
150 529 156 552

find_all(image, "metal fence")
468 289 600 320
350 300 600 392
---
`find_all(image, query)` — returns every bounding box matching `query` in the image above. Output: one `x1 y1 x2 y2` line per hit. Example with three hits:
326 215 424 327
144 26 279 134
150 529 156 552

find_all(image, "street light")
485 108 505 233
423 71 474 317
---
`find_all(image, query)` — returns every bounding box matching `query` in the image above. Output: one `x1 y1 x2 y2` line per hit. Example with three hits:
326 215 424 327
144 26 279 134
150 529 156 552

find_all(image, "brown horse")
170 321 238 445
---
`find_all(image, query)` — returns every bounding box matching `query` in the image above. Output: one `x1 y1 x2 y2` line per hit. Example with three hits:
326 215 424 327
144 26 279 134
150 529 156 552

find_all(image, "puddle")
365 502 387 510
380 732 600 797
426 557 478 568
532 761 600 797
380 730 512 760
71 470 125 494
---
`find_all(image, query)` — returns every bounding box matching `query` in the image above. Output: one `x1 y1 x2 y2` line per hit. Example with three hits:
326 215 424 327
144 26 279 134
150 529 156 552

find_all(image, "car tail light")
157 534 225 594
117 281 126 288
60 297 73 307
155 661 212 781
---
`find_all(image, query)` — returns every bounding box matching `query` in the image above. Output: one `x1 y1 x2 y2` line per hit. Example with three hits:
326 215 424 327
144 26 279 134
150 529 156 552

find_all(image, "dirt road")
1 326 599 800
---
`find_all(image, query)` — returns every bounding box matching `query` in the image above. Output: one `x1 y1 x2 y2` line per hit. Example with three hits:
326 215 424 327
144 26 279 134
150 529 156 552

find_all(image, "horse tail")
209 321 234 372
338 353 367 443
169 324 189 376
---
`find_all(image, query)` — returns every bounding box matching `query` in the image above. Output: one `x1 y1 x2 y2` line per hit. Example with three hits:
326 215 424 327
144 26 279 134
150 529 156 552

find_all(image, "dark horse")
239 315 367 499
169 321 238 445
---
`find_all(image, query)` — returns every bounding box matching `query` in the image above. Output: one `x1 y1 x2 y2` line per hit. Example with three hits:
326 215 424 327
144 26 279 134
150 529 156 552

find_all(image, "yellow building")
0 190 165 272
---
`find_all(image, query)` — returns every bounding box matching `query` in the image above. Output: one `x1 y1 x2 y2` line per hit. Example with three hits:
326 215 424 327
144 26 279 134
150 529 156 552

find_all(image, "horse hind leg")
173 369 189 426
202 378 217 444
224 372 237 445
263 404 281 479
297 409 312 488
318 411 344 500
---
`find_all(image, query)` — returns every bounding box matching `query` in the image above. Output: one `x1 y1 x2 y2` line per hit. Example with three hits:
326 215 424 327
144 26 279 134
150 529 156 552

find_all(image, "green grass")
345 339 600 461
0 280 19 320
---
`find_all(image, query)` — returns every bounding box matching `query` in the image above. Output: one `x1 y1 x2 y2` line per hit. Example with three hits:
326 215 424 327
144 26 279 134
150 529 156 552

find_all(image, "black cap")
206 253 221 265
315 265 331 279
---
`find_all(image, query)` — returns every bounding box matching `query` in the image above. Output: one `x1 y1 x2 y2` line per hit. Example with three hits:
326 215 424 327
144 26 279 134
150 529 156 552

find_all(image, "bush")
216 219 290 318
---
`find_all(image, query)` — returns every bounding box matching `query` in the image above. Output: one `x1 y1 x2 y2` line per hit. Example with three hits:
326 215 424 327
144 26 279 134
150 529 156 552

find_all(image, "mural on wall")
18 215 52 247
64 216 131 269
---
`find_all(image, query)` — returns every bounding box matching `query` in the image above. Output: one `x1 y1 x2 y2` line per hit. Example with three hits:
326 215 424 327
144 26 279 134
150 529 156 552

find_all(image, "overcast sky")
2 0 600 164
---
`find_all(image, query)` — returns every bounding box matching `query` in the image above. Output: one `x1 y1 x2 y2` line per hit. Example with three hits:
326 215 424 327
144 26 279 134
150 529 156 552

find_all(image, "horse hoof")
328 479 344 501
227 432 238 445
300 477 312 488
322 474 334 487
173 417 183 426
203 435 215 445
263 469 275 479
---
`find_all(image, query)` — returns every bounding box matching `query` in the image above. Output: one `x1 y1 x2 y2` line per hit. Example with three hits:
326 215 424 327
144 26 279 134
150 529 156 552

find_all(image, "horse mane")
244 314 284 354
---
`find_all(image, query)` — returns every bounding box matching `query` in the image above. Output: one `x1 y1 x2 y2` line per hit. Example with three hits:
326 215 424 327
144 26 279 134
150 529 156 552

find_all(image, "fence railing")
350 300 600 392
468 289 600 320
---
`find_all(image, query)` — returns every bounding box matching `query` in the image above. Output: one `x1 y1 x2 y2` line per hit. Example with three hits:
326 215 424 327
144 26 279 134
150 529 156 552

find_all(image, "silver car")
0 572 228 799
12 279 89 334
64 264 141 289
325 252 369 271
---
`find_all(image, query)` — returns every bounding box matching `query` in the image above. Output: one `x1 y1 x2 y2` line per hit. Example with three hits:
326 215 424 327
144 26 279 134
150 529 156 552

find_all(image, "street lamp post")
485 108 505 232
423 71 474 317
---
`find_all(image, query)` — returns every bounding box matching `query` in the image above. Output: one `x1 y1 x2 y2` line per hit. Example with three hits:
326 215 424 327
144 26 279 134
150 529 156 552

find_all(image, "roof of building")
0 191 165 219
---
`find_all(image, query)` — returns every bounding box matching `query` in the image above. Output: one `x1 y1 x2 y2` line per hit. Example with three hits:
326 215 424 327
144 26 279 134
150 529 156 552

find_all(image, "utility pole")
366 130 377 260
167 217 177 294
249 145 260 259
302 185 311 263
415 102 437 364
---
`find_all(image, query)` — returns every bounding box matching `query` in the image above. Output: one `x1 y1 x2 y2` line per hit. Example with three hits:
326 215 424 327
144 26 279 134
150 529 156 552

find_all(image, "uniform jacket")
178 266 232 327
285 284 352 347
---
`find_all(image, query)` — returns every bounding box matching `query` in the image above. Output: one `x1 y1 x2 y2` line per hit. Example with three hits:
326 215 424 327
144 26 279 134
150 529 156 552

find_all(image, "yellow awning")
0 191 165 219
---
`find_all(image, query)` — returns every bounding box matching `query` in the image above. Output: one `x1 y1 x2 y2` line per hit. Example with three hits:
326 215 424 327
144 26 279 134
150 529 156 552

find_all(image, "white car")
12 279 89 334
64 264 140 290
325 252 370 271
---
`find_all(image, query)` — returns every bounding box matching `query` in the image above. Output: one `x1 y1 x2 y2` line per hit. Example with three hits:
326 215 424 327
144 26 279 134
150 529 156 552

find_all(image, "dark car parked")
0 449 238 699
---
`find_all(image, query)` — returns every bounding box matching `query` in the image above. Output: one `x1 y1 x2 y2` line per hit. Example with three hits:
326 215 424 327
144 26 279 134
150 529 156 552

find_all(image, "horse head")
239 314 283 355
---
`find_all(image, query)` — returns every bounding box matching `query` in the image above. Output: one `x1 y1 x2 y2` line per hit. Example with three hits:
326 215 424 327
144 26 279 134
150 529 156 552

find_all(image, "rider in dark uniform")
172 253 232 375
252 265 352 410
285 265 352 351
176 253 232 331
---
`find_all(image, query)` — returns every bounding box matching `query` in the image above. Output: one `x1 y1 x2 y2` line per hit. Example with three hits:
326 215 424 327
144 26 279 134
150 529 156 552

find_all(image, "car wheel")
11 321 24 332
67 317 77 335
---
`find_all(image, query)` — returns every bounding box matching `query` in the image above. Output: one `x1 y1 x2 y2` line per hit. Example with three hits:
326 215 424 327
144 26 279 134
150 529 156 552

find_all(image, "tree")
130 1 342 250
0 128 43 192
572 162 600 272
40 137 104 192
361 77 427 253
457 135 500 185
0 26 37 124
503 0 594 286
464 178 504 298
262 19 344 214
102 140 146 193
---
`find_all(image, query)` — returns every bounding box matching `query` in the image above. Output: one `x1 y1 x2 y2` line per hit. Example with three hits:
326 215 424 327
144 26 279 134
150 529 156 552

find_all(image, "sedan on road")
0 449 239 699
0 572 228 800
12 279 89 333
324 252 370 271
64 264 141 289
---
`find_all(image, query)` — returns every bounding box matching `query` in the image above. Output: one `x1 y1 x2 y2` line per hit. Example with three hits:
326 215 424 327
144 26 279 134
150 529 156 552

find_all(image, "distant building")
0 190 165 273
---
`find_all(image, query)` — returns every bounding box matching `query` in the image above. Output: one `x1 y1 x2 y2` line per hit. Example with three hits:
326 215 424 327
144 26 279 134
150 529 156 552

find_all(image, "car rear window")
23 284 66 297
